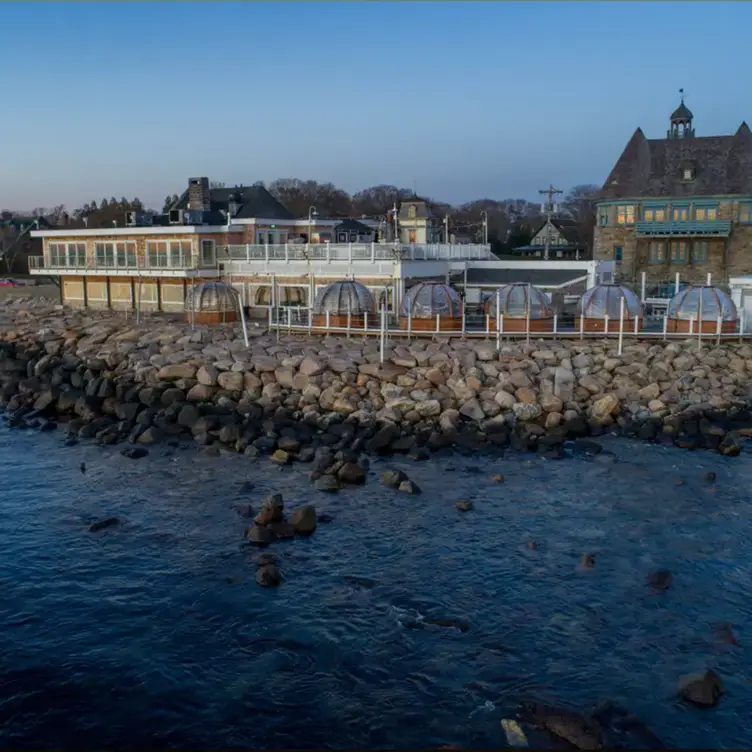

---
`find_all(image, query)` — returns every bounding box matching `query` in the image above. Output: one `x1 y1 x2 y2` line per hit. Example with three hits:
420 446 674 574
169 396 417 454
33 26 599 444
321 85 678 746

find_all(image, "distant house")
512 217 587 259
334 218 376 243
398 197 439 244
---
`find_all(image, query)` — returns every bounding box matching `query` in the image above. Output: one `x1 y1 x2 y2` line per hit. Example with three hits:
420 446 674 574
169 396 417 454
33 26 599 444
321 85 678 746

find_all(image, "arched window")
407 205 416 219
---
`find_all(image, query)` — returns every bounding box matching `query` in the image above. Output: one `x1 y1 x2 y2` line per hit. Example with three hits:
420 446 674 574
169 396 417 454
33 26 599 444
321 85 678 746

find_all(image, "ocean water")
1 424 751 749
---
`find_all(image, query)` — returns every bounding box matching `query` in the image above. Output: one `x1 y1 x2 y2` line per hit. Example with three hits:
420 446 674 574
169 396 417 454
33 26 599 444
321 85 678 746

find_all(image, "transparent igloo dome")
486 282 553 319
313 280 375 314
185 281 240 313
400 282 462 318
578 284 643 319
667 285 737 322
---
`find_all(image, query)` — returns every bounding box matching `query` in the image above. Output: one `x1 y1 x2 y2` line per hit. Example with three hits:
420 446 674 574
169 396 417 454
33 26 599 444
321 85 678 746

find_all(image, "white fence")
222 243 493 264
267 303 748 360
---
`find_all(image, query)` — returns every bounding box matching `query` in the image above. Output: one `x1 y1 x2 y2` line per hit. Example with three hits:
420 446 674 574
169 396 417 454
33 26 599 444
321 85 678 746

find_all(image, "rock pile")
1 303 752 459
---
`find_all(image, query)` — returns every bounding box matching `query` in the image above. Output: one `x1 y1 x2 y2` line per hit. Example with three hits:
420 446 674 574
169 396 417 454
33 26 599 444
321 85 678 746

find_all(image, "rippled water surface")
2 425 752 749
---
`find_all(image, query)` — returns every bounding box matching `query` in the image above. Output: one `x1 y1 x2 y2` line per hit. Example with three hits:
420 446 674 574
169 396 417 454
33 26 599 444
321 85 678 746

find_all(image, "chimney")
188 177 210 212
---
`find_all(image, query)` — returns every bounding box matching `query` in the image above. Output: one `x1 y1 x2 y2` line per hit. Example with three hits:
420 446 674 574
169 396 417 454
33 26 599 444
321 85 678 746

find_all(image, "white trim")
230 218 339 228
30 225 243 238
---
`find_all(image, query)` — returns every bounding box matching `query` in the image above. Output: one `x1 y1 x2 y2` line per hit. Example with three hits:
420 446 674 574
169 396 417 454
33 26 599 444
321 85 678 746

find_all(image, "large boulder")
676 669 724 707
157 364 197 381
288 505 317 535
256 564 282 587
254 493 285 525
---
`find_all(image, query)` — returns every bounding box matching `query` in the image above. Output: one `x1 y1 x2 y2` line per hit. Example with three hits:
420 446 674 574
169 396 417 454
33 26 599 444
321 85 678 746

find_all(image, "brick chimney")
187 177 210 212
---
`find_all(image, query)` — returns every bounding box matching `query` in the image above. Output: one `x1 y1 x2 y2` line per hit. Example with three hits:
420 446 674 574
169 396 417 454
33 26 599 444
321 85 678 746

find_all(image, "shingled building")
593 94 752 285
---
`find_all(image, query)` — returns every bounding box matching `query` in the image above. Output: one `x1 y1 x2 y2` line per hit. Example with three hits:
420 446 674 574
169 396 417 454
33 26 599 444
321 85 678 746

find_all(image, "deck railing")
222 242 493 263
29 253 203 271
266 304 747 359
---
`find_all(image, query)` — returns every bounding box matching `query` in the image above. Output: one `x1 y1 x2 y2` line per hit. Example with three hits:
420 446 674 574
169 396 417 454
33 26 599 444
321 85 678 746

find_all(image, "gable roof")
334 218 374 233
531 216 583 244
174 184 295 220
599 122 752 200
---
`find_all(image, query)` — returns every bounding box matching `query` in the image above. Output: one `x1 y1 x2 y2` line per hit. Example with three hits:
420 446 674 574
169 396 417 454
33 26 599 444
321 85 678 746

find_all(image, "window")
616 205 635 225
48 242 65 266
94 242 115 267
693 241 709 263
200 239 216 266
695 206 718 221
407 205 416 219
682 167 695 181
739 203 752 223
146 241 168 267
169 240 192 267
672 205 689 221
649 241 666 263
643 207 665 222
68 243 86 267
613 246 623 261
670 241 689 263
115 242 136 268
598 207 609 226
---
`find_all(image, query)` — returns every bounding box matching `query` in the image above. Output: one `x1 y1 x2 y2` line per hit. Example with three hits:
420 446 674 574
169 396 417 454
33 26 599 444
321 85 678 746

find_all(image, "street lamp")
480 210 488 245
308 205 317 244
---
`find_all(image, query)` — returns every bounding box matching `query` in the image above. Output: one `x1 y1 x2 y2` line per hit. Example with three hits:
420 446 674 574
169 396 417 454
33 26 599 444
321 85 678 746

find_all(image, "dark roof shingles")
600 123 752 200
175 184 294 220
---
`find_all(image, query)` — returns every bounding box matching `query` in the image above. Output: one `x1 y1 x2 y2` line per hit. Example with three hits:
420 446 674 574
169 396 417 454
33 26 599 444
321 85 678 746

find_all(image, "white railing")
222 242 493 264
29 253 203 271
267 304 748 359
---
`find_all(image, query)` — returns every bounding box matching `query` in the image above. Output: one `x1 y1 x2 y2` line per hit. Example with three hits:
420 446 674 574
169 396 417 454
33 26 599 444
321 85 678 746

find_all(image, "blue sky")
2 1 751 212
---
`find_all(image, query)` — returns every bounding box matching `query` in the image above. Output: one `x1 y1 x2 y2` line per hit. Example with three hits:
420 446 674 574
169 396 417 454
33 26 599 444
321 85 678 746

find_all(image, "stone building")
593 95 752 286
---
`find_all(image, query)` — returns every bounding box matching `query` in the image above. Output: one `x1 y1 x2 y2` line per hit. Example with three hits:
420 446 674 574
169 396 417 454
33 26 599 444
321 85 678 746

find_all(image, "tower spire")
668 89 694 139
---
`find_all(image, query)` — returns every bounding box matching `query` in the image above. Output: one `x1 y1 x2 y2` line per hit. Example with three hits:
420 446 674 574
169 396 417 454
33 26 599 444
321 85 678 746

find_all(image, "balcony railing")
29 253 201 271
635 220 732 236
222 242 493 263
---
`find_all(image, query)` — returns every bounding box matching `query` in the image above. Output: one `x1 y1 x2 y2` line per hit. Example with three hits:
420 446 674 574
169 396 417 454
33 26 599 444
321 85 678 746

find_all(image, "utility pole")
538 184 563 261
392 202 399 243
480 210 488 245
444 214 450 244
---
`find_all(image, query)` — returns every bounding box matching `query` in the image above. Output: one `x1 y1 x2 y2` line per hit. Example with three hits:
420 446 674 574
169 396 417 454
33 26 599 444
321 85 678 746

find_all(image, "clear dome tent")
184 280 240 324
399 281 463 331
485 282 554 331
577 284 643 332
667 285 738 333
311 280 376 329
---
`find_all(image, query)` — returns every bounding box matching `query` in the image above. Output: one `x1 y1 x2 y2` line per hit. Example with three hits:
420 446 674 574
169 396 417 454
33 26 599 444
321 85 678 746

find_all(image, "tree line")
4 180 600 253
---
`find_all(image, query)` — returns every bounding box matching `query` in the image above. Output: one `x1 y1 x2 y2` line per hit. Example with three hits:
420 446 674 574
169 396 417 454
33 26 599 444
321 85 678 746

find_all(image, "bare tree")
351 185 413 216
563 184 600 252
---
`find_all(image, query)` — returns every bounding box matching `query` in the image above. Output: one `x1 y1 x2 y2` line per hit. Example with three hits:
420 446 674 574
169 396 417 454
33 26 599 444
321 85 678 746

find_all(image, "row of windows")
612 241 710 263
601 202 752 226
48 242 86 267
605 205 723 226
48 240 217 269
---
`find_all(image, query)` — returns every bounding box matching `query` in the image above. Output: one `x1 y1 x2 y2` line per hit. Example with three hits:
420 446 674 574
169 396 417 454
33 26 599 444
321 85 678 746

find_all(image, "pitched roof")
399 197 432 219
531 216 583 244
334 218 374 233
599 122 752 200
174 184 294 220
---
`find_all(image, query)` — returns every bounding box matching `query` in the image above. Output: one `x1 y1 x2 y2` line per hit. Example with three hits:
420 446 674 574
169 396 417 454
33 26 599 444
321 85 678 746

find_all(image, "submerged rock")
120 446 148 459
647 569 672 591
676 669 724 707
88 516 121 532
380 469 408 488
455 500 473 511
256 564 282 587
518 701 604 750
398 479 421 495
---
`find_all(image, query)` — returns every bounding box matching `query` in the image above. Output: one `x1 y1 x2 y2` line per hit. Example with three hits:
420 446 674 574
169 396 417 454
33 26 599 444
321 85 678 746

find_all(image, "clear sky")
2 1 751 212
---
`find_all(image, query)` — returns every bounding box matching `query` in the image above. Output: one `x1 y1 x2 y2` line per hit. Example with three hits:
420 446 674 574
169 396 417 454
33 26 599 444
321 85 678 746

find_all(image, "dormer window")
682 165 696 181
407 205 416 219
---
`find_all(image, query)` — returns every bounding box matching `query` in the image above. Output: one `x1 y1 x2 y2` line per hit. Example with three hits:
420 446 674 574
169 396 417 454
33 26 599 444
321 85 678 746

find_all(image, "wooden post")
617 295 625 356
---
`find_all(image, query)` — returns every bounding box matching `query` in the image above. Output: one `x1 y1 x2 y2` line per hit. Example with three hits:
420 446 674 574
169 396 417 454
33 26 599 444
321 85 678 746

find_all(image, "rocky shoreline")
1 299 752 464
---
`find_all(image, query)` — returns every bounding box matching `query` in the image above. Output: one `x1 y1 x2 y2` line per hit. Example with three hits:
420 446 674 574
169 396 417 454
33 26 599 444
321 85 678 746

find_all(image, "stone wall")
1 299 751 462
